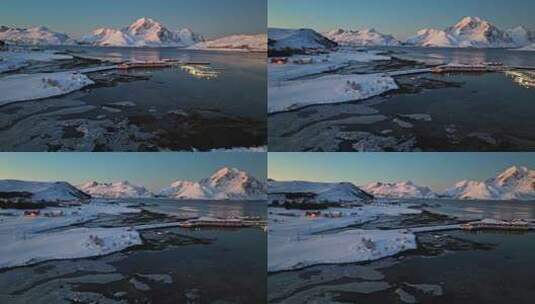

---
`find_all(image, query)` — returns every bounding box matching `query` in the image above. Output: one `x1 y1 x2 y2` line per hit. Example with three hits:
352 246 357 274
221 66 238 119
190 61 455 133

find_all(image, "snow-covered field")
269 73 397 113
0 201 142 269
188 34 267 52
267 49 399 113
268 50 390 82
0 71 94 105
0 50 73 73
268 204 421 272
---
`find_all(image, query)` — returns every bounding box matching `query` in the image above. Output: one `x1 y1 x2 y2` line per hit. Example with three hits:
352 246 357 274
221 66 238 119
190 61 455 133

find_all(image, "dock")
133 216 266 231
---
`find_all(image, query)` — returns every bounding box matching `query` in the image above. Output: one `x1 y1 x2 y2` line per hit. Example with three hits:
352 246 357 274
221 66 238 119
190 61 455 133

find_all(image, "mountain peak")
79 17 202 47
160 168 265 200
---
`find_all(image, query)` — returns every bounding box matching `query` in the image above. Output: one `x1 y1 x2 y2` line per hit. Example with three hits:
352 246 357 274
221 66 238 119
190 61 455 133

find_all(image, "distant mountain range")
0 17 265 51
268 180 374 204
78 181 154 199
80 167 266 201
443 166 535 200
188 33 267 52
363 181 437 199
78 17 203 47
0 180 90 203
268 166 535 202
268 28 337 52
0 26 74 45
268 17 535 51
325 28 401 47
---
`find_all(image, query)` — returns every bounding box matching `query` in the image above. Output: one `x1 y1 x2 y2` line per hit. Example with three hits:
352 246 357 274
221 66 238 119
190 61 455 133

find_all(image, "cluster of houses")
270 56 317 65
506 70 535 88
461 218 535 231
431 62 506 73
304 210 344 218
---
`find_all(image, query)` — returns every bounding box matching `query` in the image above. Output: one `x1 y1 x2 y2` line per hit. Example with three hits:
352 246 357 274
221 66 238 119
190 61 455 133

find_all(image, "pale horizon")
268 153 535 192
0 153 266 192
0 0 266 39
269 0 535 41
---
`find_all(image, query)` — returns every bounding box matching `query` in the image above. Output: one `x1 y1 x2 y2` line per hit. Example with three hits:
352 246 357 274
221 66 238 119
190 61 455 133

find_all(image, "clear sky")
0 153 266 191
269 153 535 191
1 0 266 39
269 0 535 40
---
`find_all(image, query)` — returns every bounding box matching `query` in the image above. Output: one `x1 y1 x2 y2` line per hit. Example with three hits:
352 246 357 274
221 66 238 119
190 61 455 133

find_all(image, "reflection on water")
384 47 535 67
136 198 266 220
506 70 535 89
422 199 535 221
180 64 220 80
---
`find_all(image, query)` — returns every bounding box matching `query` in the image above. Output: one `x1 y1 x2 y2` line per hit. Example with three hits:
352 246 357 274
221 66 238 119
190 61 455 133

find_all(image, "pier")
133 217 266 231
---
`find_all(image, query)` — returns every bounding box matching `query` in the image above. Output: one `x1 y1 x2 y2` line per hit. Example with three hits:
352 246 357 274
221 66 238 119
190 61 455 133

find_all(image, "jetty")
133 216 266 231
117 61 174 70
461 219 535 231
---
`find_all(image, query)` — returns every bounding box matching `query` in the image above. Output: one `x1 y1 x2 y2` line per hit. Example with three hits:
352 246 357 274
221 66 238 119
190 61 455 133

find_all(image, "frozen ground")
269 74 397 113
268 50 390 82
0 201 142 269
0 50 73 73
268 204 422 272
267 49 405 113
0 71 94 106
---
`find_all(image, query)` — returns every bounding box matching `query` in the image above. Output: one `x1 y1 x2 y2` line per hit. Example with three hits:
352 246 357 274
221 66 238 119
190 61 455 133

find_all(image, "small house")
270 57 288 64
292 57 313 65
305 211 321 218
24 210 40 217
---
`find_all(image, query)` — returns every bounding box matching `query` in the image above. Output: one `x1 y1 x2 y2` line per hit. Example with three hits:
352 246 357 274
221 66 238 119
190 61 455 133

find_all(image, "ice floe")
268 74 398 113
0 71 94 105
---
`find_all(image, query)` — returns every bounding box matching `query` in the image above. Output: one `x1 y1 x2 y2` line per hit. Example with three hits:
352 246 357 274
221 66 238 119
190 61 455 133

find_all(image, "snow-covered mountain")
0 180 90 203
78 181 154 199
442 166 535 200
268 28 337 52
363 181 436 199
408 17 517 48
268 180 373 204
188 34 267 52
0 25 74 45
326 28 401 46
516 43 535 51
507 26 535 47
406 28 459 47
159 167 266 200
79 17 203 47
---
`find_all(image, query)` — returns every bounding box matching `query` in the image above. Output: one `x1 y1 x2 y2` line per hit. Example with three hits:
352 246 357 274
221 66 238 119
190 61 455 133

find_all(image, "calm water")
381 46 535 67
269 47 535 151
139 198 267 219
0 199 267 303
52 46 267 119
419 199 535 221
1 46 266 151
268 200 535 303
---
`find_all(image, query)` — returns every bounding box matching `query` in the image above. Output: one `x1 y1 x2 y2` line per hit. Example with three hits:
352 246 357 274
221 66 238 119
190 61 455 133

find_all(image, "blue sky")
0 153 266 191
269 153 535 191
0 0 266 39
269 0 535 40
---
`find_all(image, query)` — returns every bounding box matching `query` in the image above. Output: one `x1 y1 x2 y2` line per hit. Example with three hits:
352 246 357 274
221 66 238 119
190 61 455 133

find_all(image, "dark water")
420 199 535 221
119 199 267 303
268 200 535 303
1 46 266 151
374 72 535 149
269 47 535 151
380 46 535 67
0 199 267 303
52 46 267 119
372 230 535 304
140 198 267 219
